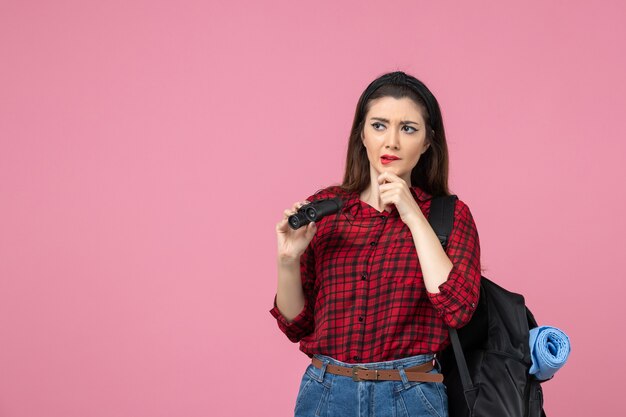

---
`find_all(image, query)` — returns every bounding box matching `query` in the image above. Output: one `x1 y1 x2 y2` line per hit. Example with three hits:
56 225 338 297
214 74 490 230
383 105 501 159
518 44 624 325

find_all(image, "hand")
378 172 424 225
275 200 318 260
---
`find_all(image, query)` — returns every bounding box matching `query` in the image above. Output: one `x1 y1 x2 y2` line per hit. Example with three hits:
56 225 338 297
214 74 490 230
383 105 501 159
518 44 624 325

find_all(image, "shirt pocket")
382 232 424 286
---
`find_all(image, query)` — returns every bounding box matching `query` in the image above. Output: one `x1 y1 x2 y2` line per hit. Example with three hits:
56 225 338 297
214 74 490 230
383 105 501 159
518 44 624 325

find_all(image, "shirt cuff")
269 293 311 333
426 264 477 314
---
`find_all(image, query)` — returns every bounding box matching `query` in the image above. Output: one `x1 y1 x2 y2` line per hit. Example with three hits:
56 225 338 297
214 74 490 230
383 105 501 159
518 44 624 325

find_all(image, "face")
360 96 430 186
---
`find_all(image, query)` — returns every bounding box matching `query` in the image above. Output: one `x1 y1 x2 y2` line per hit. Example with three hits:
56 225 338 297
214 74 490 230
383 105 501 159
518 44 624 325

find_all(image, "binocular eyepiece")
288 197 344 230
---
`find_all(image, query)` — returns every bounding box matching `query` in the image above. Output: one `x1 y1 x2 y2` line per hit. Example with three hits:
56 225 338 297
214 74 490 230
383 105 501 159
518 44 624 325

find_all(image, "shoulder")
453 196 470 213
450 197 478 230
455 197 476 217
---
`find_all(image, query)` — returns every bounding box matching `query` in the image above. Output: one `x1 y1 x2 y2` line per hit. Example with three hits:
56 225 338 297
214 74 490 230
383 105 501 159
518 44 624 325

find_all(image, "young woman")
271 71 481 417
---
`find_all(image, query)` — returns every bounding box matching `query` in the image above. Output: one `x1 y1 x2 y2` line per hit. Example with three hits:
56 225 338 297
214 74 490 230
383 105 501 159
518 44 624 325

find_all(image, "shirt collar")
341 185 432 219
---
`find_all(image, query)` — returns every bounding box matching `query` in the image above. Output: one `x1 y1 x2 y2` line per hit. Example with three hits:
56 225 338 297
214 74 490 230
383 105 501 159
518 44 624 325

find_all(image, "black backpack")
427 195 549 417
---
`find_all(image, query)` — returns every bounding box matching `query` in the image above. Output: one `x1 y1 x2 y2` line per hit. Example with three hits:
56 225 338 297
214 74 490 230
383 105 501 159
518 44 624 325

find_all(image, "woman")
270 71 481 417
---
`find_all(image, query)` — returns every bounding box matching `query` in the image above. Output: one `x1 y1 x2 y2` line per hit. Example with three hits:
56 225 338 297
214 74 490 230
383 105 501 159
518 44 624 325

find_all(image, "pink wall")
1 0 624 416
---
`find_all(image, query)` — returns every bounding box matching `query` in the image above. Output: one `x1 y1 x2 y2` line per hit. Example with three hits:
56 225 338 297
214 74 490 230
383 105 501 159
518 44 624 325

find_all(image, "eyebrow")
369 117 421 126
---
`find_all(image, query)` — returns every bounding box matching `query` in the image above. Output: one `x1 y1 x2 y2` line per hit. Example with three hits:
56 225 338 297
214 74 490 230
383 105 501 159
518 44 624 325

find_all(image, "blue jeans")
294 353 448 417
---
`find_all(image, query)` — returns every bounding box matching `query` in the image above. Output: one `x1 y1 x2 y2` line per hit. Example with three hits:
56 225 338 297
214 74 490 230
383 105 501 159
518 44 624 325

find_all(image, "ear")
421 142 430 154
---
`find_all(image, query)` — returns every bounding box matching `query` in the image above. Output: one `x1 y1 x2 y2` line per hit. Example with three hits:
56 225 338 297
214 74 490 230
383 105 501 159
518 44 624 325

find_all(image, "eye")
371 122 384 130
402 125 418 133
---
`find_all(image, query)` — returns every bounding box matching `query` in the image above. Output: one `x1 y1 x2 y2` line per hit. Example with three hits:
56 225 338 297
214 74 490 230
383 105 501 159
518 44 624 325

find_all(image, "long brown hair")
337 71 452 198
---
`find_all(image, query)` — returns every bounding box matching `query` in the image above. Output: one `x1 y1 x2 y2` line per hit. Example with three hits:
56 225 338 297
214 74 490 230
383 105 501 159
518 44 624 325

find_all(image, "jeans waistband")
312 353 435 370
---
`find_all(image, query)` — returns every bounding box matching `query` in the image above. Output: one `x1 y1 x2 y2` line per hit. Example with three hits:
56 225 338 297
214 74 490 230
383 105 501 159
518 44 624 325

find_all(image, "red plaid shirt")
270 185 481 363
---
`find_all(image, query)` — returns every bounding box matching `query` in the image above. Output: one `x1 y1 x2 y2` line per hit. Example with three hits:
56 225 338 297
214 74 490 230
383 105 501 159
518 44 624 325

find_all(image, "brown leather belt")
311 357 444 383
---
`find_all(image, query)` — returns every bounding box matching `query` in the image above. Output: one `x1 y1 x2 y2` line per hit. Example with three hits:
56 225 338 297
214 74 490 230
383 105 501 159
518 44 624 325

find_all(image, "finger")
276 217 288 230
300 200 312 207
378 171 399 183
290 200 310 213
379 182 399 193
306 220 317 236
277 215 298 230
383 181 402 191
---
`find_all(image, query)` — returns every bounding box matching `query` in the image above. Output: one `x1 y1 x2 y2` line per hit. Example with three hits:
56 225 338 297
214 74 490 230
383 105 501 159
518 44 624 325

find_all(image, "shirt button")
471 302 476 308
361 273 367 280
358 316 364 322
370 241 377 246
353 355 360 361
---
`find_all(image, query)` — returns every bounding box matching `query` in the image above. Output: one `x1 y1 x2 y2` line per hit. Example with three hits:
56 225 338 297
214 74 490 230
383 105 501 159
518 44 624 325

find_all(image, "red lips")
381 155 401 165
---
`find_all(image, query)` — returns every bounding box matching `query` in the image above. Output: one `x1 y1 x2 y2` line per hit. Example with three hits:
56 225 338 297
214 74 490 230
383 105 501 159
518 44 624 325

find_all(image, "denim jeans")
294 353 448 417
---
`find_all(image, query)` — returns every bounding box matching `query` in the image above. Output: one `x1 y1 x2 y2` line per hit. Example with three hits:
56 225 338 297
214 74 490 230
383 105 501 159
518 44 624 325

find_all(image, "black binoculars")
288 197 344 230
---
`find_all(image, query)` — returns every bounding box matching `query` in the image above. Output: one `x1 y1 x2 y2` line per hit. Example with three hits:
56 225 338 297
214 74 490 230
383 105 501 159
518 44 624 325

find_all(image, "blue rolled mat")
529 325 571 381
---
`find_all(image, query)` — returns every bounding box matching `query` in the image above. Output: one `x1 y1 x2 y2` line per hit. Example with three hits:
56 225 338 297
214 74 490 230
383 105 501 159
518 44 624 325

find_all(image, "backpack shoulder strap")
428 194 476 399
428 194 458 249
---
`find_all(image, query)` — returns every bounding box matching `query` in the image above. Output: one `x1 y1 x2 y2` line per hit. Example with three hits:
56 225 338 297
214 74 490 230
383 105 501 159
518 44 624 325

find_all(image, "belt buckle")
352 366 378 381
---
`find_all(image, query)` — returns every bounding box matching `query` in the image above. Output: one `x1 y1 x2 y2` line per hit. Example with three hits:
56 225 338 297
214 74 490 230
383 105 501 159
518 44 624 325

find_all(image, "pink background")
1 0 624 416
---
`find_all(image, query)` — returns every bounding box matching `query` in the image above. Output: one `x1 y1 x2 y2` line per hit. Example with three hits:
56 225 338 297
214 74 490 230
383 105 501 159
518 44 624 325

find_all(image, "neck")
360 183 385 212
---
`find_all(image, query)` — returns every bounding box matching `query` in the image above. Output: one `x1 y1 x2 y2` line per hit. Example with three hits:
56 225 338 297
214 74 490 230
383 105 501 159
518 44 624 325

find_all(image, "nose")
385 127 400 149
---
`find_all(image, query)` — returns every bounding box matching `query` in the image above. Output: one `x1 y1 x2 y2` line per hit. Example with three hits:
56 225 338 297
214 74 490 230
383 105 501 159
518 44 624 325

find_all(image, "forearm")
275 255 306 322
406 215 453 293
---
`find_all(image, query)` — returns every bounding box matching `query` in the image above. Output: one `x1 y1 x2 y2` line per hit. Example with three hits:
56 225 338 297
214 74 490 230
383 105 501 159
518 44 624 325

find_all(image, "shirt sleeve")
269 201 319 343
426 199 481 329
